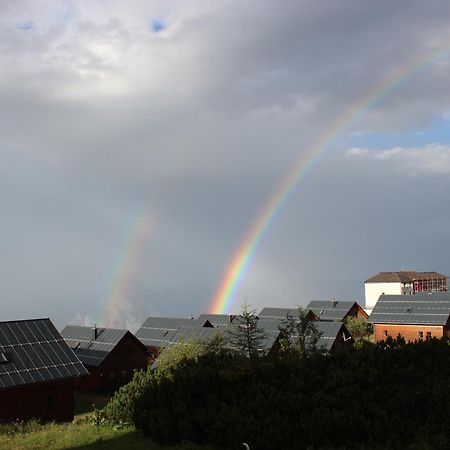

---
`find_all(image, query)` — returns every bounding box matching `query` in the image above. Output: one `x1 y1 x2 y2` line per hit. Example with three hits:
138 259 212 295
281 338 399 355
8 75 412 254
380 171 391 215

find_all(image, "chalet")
369 292 450 342
305 300 368 322
135 316 213 358
364 271 447 314
61 325 148 392
256 317 353 351
0 318 87 423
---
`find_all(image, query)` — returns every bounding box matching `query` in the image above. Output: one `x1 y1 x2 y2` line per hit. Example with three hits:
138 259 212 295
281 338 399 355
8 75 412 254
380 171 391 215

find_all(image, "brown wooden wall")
74 333 149 392
373 324 446 342
0 379 74 423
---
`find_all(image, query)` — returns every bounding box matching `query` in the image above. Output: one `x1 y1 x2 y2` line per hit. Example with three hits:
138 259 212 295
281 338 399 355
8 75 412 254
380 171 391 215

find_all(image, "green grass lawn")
0 392 208 450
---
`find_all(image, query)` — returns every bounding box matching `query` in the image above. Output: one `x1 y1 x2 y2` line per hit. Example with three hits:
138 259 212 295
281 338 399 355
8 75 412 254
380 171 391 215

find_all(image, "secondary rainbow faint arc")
210 45 449 315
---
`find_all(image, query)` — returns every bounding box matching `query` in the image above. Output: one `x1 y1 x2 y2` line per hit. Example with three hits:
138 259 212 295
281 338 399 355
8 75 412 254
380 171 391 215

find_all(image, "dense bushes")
102 338 450 449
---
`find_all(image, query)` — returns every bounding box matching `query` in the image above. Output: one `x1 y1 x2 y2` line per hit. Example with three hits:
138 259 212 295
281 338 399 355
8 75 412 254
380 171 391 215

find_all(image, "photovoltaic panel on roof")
60 325 131 367
0 318 88 390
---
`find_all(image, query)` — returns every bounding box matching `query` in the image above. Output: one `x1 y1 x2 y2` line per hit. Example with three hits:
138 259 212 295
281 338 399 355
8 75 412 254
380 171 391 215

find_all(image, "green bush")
132 338 450 450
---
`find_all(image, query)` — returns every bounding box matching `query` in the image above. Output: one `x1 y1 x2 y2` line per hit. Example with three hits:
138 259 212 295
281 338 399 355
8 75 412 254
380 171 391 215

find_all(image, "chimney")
91 324 98 341
332 299 337 308
229 314 235 324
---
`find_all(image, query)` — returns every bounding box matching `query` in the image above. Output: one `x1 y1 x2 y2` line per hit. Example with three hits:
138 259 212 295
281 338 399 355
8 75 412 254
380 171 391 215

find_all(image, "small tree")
344 316 373 345
279 307 323 358
227 304 268 359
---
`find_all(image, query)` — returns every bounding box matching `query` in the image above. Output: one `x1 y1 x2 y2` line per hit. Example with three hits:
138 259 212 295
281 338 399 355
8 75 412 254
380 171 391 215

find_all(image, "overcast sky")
2 0 450 330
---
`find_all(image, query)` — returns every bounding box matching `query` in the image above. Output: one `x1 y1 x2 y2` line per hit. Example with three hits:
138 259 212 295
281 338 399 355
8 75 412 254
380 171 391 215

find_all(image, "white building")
364 271 447 314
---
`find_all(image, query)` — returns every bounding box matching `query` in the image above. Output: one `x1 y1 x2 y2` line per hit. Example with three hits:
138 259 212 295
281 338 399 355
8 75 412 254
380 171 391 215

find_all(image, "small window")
47 394 57 410
383 330 388 337
418 331 423 339
426 331 432 339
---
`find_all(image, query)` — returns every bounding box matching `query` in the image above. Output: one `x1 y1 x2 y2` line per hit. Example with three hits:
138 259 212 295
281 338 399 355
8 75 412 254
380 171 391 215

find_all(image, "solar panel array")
369 293 450 325
61 325 129 367
306 300 358 321
0 319 88 390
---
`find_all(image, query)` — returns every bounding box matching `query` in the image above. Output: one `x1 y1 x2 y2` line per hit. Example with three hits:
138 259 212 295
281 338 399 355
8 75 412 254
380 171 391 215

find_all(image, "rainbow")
210 44 449 314
94 205 155 328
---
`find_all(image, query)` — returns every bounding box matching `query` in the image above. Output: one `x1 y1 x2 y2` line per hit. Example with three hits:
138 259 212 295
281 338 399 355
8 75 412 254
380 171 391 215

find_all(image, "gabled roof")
135 316 212 348
139 317 210 331
0 318 88 390
259 307 300 319
61 325 143 367
197 314 234 327
170 326 226 345
365 271 447 283
256 317 349 351
369 292 450 325
306 300 365 321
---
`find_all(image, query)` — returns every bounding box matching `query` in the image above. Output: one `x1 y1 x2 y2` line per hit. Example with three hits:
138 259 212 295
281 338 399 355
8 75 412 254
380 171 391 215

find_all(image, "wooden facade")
0 380 74 423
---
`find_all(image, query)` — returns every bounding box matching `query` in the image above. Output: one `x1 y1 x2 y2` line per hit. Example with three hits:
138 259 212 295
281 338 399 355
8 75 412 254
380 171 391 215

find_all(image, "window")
47 395 57 410
426 331 432 340
418 331 423 339
383 330 388 337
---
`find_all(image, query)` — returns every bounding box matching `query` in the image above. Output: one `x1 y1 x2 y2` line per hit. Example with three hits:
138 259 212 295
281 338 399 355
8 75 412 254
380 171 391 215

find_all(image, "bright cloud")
346 143 450 175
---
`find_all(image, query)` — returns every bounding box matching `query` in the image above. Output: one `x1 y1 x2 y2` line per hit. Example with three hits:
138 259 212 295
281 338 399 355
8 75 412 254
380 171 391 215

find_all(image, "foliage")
155 338 207 377
279 307 324 358
226 304 268 359
133 337 450 450
345 316 373 345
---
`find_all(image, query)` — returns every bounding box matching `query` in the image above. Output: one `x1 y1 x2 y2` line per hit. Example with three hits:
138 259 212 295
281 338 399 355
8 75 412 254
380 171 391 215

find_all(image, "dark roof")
365 271 447 283
135 327 177 348
135 316 212 348
61 325 138 367
306 300 361 321
369 293 450 325
197 314 234 327
256 317 348 351
259 307 299 319
139 317 209 331
0 319 87 390
170 326 226 344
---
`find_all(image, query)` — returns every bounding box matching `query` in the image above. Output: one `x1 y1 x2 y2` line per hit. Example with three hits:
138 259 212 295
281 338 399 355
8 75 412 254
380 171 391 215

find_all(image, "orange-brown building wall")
373 324 446 342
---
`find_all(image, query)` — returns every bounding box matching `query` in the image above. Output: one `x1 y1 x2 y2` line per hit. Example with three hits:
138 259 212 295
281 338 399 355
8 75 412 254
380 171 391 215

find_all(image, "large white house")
364 271 447 314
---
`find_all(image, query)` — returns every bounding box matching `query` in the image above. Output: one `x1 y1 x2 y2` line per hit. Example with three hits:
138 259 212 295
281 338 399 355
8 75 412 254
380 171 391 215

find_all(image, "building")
135 316 213 358
369 292 450 342
256 317 353 351
305 300 368 322
61 325 148 392
364 271 447 314
0 318 87 423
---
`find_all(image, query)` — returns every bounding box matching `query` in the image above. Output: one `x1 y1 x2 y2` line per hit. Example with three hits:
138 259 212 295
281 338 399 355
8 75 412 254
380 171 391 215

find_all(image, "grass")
0 392 208 450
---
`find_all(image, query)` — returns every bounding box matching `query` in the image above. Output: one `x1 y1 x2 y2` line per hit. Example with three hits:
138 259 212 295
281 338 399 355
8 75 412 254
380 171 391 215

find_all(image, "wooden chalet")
305 300 368 321
61 325 148 392
0 318 87 423
369 292 450 342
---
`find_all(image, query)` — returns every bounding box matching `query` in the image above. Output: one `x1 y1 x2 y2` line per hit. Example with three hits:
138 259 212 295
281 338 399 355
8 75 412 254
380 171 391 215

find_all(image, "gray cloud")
1 0 450 328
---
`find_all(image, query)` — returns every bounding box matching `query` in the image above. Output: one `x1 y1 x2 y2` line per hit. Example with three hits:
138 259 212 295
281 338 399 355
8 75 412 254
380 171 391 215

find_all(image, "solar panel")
0 318 88 390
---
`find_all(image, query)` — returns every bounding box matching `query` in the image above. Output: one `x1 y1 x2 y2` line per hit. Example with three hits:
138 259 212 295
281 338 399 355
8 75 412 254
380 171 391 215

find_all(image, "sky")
1 0 450 331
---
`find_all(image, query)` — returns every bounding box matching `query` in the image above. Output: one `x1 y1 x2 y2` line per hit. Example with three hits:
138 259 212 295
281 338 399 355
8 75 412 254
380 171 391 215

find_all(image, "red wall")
0 380 74 423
